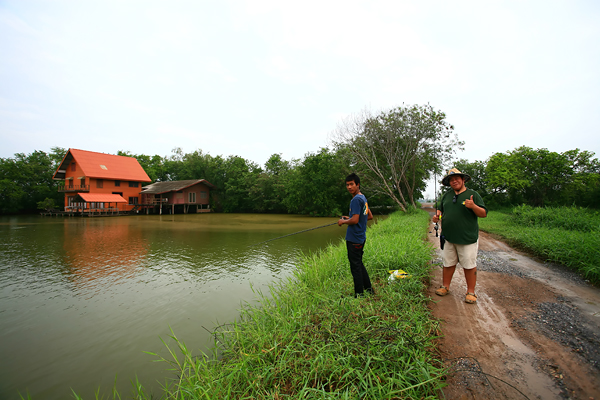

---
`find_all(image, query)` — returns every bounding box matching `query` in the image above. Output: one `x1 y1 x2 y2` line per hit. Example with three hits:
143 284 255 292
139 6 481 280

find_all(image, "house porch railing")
58 184 90 192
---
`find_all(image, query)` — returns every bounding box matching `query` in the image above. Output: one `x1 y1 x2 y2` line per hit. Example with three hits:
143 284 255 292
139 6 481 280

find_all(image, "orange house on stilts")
52 149 151 216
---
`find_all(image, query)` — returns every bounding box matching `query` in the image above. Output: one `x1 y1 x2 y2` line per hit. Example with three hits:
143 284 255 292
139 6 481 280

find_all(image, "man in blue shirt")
338 173 374 297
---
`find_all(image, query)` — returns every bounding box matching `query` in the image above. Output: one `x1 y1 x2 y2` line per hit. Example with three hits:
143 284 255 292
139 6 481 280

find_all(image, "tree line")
1 104 598 215
454 146 600 209
117 147 384 216
0 145 397 216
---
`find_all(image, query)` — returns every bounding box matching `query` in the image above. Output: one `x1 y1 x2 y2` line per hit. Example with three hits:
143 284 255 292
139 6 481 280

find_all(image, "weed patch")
479 207 600 284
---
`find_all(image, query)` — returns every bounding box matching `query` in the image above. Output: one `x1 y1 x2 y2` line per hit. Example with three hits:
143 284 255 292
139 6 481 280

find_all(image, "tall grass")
134 211 444 399
511 204 599 232
479 205 600 284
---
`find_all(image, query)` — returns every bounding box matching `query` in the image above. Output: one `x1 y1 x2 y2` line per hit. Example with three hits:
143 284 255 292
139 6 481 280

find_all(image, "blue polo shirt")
345 193 369 243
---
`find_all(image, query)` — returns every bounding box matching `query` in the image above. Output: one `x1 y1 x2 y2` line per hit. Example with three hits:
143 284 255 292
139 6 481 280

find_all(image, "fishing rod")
248 221 339 247
434 168 439 237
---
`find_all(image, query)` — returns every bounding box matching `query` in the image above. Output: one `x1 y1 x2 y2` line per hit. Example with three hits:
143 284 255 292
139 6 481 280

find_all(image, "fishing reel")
434 222 439 237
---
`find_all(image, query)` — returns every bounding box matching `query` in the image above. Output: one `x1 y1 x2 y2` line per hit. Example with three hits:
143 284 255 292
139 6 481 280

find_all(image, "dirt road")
423 205 600 400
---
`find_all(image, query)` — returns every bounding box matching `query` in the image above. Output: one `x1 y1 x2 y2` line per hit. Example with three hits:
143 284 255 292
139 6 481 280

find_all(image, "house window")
189 192 196 203
200 191 208 199
79 178 86 187
128 197 139 205
115 180 121 187
96 179 103 188
71 163 76 171
129 182 139 188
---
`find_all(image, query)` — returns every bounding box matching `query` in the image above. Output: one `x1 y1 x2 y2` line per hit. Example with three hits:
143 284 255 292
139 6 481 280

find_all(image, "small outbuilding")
140 179 214 214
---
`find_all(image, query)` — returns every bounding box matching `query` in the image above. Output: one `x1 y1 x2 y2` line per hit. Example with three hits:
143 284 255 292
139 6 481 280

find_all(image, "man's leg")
437 241 458 294
464 267 477 294
457 242 479 303
359 240 373 294
347 241 365 296
442 265 457 289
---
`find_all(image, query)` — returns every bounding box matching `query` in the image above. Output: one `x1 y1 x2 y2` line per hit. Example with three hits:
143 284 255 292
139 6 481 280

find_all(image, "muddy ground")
422 205 600 400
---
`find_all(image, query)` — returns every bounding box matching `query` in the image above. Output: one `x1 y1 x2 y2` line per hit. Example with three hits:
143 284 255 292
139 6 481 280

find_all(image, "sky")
1 1 599 197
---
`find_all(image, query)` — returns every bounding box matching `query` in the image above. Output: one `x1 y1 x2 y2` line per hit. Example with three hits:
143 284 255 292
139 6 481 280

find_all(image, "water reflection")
0 214 346 400
62 219 149 293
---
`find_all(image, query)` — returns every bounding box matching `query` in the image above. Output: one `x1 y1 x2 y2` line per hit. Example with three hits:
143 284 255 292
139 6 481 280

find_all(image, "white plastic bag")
388 269 410 281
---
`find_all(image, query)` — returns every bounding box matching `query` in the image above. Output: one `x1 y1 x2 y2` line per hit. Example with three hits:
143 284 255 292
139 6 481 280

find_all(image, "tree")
561 149 600 207
452 159 495 204
257 154 291 213
332 104 463 212
118 150 170 182
0 149 65 214
283 148 349 216
486 147 600 208
37 197 58 211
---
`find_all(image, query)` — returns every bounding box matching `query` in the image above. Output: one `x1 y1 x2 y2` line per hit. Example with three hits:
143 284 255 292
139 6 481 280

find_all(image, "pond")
0 213 352 399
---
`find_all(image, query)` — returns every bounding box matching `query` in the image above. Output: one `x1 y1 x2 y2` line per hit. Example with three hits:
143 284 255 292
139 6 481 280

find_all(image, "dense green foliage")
333 104 463 212
0 147 66 214
455 146 600 209
2 139 598 215
479 206 600 284
124 147 357 216
96 211 442 399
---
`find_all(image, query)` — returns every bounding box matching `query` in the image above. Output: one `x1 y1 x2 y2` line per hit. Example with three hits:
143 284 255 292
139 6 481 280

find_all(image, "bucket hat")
441 168 471 186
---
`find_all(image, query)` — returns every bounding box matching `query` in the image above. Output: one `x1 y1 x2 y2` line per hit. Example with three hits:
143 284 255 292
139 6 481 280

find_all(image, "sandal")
465 293 477 304
435 286 449 296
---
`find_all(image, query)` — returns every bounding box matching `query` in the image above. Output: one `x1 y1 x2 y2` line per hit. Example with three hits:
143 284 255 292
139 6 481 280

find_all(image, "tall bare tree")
331 104 463 212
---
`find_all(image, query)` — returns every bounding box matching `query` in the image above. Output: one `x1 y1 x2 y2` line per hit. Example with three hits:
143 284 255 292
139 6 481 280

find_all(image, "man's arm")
465 195 487 218
338 214 359 226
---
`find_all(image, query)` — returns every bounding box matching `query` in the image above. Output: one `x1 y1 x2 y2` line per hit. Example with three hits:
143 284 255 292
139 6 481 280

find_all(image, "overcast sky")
1 1 599 196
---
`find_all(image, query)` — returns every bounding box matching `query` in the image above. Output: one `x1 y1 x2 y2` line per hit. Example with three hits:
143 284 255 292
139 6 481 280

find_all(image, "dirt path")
422 205 600 400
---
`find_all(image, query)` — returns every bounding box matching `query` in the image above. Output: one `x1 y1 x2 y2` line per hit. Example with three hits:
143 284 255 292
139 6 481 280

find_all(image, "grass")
75 211 443 399
479 205 600 284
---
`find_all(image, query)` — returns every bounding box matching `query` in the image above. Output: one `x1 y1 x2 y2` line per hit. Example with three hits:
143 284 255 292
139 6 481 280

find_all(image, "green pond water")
0 213 354 399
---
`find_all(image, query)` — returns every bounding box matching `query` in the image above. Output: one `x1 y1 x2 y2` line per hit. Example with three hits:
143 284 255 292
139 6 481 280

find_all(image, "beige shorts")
442 240 479 270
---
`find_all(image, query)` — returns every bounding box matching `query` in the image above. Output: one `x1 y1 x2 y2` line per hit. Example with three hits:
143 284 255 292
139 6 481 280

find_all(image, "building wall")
62 162 145 211
88 178 143 211
184 183 211 205
173 183 211 205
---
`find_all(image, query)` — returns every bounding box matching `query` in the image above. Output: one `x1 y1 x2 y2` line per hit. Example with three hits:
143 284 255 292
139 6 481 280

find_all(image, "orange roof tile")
78 193 127 203
54 149 151 182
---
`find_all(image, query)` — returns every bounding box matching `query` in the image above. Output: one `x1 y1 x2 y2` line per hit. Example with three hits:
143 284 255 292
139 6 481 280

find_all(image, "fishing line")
247 221 339 247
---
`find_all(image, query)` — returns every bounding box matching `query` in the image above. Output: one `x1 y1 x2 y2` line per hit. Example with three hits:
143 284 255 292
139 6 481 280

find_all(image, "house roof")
76 193 127 203
141 179 215 194
53 149 151 182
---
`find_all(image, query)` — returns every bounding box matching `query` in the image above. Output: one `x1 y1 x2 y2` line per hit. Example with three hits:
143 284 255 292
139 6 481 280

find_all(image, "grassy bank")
131 211 443 399
479 205 600 284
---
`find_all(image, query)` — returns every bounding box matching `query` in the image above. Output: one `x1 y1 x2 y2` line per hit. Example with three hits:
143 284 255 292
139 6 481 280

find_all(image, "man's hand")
464 195 488 218
432 211 441 223
464 195 475 209
338 216 349 226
